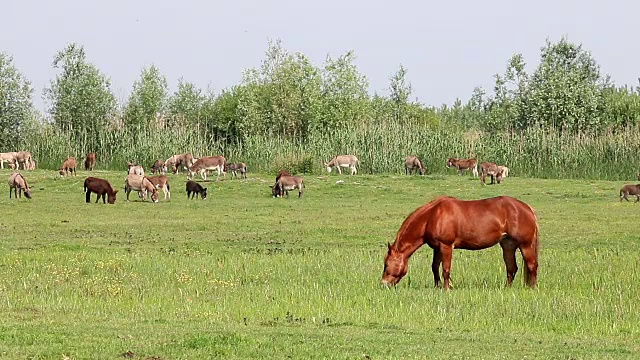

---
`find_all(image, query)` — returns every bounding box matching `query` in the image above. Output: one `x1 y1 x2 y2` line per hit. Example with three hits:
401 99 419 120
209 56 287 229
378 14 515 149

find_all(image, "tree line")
1 36 640 175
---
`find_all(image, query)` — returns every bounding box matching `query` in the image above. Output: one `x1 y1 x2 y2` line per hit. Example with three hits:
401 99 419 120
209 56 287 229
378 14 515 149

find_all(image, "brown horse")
381 196 539 290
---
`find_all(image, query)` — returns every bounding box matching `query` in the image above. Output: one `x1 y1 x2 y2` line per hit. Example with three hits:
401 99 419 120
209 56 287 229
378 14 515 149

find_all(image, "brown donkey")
8 172 32 199
59 157 78 176
146 175 171 200
84 177 118 204
404 156 426 175
272 175 304 198
84 152 96 171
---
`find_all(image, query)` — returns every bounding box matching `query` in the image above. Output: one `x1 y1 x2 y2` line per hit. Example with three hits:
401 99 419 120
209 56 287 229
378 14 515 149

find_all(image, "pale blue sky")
2 0 638 113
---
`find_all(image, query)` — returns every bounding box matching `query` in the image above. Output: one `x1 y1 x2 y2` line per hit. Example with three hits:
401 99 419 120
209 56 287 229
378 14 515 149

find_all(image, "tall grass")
20 122 640 180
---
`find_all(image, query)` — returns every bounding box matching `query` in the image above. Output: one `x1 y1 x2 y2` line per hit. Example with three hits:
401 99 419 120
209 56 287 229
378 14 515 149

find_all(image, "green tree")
388 64 412 123
44 43 116 145
527 36 603 132
168 78 204 126
0 52 35 150
124 65 168 128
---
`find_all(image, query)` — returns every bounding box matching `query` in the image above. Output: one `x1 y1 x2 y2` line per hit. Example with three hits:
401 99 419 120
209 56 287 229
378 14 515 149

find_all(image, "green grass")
1 169 639 359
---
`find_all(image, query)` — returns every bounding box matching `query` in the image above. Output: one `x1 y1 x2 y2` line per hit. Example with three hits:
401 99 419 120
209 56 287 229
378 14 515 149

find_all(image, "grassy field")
1 169 639 359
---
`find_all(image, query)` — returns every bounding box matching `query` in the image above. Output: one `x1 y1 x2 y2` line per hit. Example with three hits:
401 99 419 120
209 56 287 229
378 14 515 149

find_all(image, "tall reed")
20 122 640 180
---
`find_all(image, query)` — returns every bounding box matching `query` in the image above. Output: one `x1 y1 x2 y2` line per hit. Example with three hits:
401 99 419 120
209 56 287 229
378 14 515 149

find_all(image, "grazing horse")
59 157 77 176
326 155 359 175
447 157 479 177
404 156 426 175
381 196 539 290
620 184 640 202
8 172 32 199
84 152 96 171
84 177 118 204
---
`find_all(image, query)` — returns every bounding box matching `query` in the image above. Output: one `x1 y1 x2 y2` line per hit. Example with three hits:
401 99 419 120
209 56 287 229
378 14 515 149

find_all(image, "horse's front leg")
439 244 453 290
432 248 442 287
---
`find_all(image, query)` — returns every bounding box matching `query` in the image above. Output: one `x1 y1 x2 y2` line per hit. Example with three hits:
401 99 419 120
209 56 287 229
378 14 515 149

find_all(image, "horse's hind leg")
500 239 518 286
431 248 442 287
520 245 538 288
439 244 454 290
86 190 91 203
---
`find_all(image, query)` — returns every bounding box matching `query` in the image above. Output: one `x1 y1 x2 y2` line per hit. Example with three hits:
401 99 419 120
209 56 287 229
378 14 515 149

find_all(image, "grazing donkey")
124 174 158 203
127 162 145 176
8 172 32 199
150 159 167 175
272 175 304 198
84 177 118 204
0 152 17 169
186 180 207 200
497 165 509 178
276 169 292 183
15 151 33 170
404 156 426 175
226 162 247 179
326 155 359 175
188 156 226 181
166 153 195 174
146 175 171 200
480 162 504 186
447 157 479 177
59 157 77 176
620 184 640 202
84 152 96 171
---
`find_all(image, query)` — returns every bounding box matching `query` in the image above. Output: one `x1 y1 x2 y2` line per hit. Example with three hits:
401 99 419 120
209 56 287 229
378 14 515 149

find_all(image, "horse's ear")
387 242 392 252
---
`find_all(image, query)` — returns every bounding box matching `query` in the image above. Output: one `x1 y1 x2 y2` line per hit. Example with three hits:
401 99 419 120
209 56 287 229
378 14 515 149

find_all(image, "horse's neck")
393 232 425 259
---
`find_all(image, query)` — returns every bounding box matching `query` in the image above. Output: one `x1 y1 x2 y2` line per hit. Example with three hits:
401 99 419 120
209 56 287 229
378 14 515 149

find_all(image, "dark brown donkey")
84 152 96 171
8 172 32 199
480 161 503 185
404 156 426 175
620 184 640 202
84 177 119 204
272 175 304 198
59 157 77 176
186 180 207 200
381 196 539 290
226 162 247 179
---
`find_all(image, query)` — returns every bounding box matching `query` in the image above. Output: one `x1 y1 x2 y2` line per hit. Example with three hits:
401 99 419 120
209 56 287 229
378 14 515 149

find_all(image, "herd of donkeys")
3 149 519 203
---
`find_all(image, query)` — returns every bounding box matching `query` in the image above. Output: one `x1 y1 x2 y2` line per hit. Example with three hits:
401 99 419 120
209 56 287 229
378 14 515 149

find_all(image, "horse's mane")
17 173 29 189
393 196 453 250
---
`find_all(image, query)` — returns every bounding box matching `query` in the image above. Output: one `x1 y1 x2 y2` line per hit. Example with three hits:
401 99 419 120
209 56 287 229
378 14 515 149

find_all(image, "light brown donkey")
188 156 226 181
8 172 32 199
124 174 158 203
0 152 17 169
404 156 426 175
146 175 171 200
59 157 77 176
326 155 359 175
272 175 304 198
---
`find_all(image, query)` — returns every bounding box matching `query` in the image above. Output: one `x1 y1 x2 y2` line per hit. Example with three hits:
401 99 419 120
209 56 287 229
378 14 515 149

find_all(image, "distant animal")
497 165 509 178
620 184 640 202
124 174 158 203
150 159 167 175
59 157 77 176
276 169 292 183
637 171 640 181
166 153 195 174
381 196 539 290
226 162 247 179
186 180 207 200
446 157 479 177
188 156 226 181
326 155 359 175
84 152 96 171
15 151 33 171
272 175 304 198
127 162 145 176
84 177 118 204
0 152 17 169
146 175 171 200
8 172 31 199
404 156 426 175
480 161 503 185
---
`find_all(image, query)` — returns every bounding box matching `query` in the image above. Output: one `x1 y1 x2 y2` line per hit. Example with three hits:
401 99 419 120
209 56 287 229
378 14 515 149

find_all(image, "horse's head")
150 189 159 203
24 189 32 199
446 158 454 168
108 189 119 204
271 184 281 198
419 167 426 175
381 243 408 287
201 188 208 200
325 162 332 173
59 169 65 176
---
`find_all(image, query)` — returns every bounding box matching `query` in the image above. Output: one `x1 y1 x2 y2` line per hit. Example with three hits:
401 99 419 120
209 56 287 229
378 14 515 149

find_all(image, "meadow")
1 169 640 359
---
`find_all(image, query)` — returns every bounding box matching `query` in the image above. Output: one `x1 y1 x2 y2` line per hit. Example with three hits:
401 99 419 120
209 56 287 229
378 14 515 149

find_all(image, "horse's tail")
523 205 540 286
